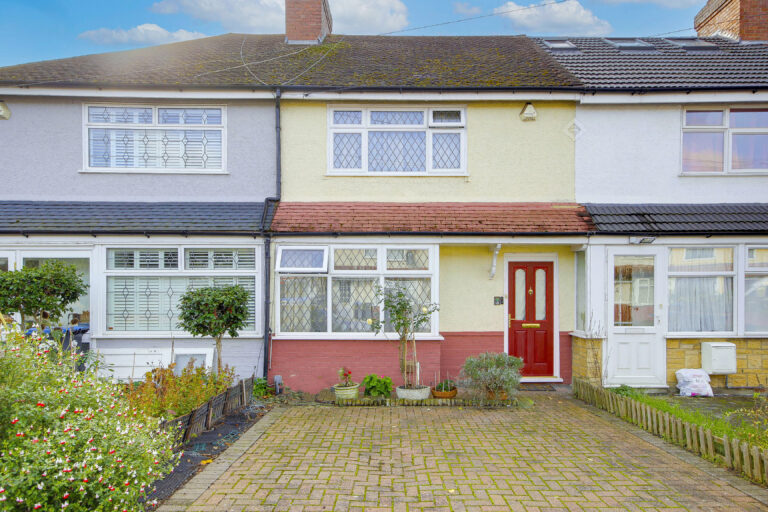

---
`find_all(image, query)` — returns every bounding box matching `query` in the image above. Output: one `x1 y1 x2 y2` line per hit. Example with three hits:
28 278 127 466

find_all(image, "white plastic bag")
675 368 713 397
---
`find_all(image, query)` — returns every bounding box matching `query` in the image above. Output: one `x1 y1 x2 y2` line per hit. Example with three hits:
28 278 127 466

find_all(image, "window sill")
94 332 263 339
79 169 229 176
679 172 768 177
272 334 445 341
325 172 468 178
665 333 738 339
569 331 606 339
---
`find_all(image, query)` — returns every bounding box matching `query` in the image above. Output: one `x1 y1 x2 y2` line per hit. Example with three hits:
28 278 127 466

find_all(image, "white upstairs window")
682 107 768 174
84 105 225 173
329 107 466 175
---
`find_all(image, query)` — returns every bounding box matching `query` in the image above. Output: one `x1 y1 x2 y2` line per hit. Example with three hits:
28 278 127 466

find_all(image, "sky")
0 0 707 67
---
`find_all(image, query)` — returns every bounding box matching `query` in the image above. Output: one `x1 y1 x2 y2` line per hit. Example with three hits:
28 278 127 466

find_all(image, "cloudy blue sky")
0 0 706 67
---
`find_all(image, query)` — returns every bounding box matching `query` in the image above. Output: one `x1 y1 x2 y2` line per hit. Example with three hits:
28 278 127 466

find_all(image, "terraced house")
0 0 767 393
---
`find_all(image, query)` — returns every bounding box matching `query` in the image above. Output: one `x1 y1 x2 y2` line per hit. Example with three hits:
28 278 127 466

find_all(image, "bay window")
682 107 768 174
276 245 437 336
668 247 734 333
329 107 466 175
85 105 225 172
105 247 257 333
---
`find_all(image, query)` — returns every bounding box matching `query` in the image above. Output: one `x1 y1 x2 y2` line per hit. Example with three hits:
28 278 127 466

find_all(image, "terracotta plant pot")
431 387 458 399
334 383 360 400
487 390 508 401
395 385 431 400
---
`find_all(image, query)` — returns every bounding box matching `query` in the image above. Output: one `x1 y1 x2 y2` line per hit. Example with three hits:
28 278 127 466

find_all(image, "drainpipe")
261 87 282 380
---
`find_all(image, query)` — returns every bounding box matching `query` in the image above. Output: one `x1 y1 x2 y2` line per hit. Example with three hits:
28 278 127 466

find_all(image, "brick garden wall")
439 331 503 382
667 338 768 389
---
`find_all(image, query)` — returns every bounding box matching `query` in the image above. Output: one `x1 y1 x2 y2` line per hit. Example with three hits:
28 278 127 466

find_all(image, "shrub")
252 377 272 399
337 367 355 388
0 324 178 511
126 361 234 419
434 379 456 392
177 286 250 374
362 374 393 397
461 352 523 398
0 260 88 329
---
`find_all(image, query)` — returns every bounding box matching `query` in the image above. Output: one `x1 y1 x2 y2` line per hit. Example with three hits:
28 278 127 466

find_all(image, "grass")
610 385 768 449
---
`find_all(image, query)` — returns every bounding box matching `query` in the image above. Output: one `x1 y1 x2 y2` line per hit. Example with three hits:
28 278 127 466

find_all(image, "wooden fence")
160 376 255 448
573 378 768 486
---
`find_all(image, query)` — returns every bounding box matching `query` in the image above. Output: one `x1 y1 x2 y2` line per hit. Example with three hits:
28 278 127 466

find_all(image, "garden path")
158 393 768 511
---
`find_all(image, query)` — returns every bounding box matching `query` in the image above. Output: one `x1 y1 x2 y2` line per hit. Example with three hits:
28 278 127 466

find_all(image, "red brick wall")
696 0 741 39
439 331 504 381
269 331 573 393
560 332 573 384
285 0 332 42
269 338 441 393
740 0 768 40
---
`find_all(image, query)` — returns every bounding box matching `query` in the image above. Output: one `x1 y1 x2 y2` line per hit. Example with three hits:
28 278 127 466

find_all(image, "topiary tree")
0 260 88 329
177 285 250 374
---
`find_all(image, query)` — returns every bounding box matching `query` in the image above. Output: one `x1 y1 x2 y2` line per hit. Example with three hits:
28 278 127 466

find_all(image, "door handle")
522 323 540 328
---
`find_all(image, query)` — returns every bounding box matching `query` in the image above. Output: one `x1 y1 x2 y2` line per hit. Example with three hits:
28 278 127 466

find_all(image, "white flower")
422 306 428 313
366 318 373 325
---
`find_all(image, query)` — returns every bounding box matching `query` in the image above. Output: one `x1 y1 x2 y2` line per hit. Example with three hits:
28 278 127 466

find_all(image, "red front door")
508 262 554 377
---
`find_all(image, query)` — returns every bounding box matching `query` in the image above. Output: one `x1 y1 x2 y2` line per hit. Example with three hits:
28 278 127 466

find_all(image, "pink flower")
62 493 69 499
10 418 18 425
34 504 42 509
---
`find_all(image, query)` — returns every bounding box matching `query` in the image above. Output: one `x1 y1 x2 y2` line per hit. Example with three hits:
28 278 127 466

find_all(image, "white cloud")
331 0 409 34
151 0 285 33
78 23 207 45
454 2 483 15
600 0 702 7
149 0 409 35
493 1 612 36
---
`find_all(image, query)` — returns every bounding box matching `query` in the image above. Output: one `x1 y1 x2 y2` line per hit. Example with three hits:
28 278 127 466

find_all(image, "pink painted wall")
268 330 573 393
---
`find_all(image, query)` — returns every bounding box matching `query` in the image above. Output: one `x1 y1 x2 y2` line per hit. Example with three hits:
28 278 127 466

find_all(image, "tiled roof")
270 202 594 234
586 204 768 234
536 36 768 90
0 34 579 90
0 201 269 234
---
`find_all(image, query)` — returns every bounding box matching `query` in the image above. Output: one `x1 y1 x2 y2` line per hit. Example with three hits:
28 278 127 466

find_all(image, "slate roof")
0 34 579 90
270 202 594 234
586 204 768 234
535 36 768 90
0 201 270 235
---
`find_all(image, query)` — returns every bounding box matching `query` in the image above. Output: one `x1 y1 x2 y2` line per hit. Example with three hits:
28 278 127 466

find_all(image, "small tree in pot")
177 285 249 374
369 284 439 400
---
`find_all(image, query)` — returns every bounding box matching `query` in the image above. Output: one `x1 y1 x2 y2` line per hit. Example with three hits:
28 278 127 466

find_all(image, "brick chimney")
695 0 768 41
285 0 333 45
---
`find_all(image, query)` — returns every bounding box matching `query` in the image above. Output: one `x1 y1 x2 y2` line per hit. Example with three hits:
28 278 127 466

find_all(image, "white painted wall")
575 104 768 203
0 97 276 202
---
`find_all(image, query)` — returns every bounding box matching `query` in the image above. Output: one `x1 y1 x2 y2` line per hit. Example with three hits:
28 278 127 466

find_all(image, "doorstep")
521 376 563 383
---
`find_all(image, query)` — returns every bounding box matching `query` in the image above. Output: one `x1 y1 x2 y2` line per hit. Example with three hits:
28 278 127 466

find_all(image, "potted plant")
461 352 523 400
333 367 359 399
432 378 457 399
362 373 393 398
370 284 439 400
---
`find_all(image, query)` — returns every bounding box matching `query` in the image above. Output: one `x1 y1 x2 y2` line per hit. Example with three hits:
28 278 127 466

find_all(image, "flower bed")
573 379 768 486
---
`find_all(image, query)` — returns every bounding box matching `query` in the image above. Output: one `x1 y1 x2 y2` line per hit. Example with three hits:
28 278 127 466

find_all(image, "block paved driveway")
161 394 768 511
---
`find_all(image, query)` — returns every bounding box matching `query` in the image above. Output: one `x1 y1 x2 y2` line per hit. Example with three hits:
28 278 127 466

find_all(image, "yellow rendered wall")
438 245 575 332
281 101 576 202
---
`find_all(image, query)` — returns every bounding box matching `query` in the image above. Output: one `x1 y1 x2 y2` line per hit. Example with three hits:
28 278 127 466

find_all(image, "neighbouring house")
538 0 768 389
0 0 766 393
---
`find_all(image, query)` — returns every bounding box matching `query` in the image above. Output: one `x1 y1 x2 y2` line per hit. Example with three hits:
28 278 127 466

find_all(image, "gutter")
261 87 282 380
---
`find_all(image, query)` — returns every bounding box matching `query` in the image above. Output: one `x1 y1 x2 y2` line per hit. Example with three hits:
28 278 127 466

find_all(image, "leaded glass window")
329 107 465 174
277 245 436 335
86 105 224 171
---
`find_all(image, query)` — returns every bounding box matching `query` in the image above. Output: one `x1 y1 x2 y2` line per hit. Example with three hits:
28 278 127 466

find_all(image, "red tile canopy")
270 202 594 234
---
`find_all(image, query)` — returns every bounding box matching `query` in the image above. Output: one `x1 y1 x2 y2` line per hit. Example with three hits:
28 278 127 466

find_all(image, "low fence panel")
573 378 767 487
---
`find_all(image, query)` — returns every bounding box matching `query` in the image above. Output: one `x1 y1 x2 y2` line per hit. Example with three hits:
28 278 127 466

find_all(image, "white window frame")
101 244 260 337
327 105 467 176
745 245 768 336
275 244 440 339
667 245 737 336
82 103 228 175
275 246 329 273
681 106 768 175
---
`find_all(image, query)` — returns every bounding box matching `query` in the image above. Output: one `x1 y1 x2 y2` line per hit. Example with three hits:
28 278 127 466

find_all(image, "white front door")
605 247 667 387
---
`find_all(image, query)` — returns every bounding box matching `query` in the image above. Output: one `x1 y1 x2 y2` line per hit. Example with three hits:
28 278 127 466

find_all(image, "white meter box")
701 342 737 375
